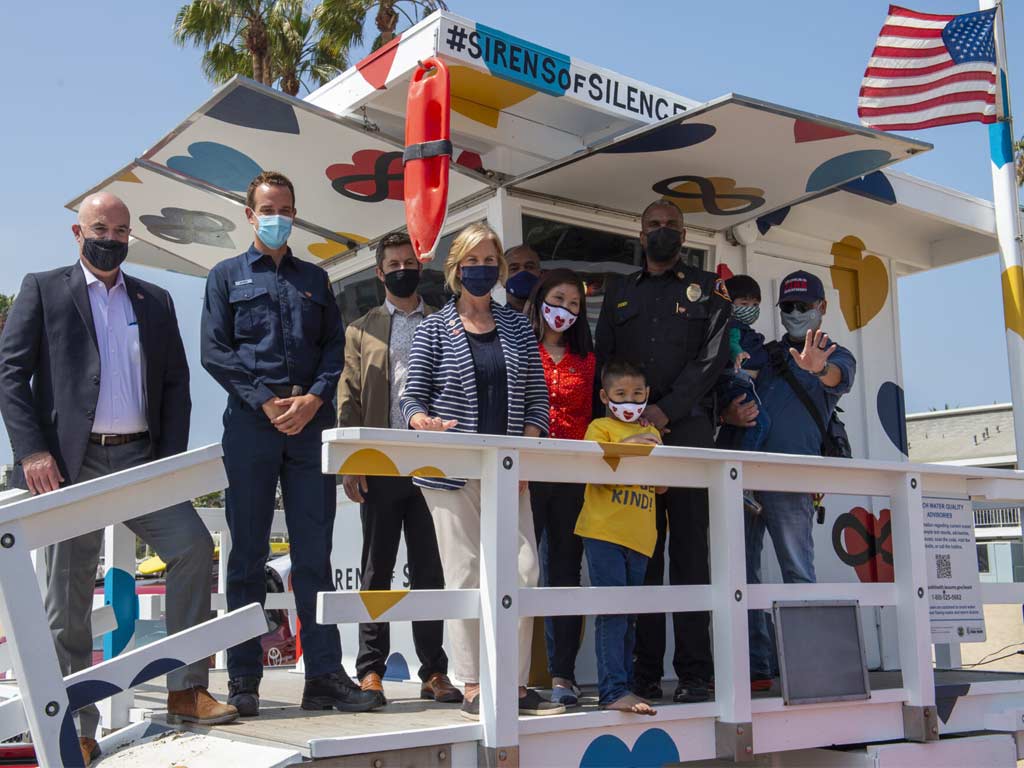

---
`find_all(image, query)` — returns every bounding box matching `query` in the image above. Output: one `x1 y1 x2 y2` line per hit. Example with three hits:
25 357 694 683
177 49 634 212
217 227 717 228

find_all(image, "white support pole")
100 523 136 732
981 0 1024 467
0 522 70 768
216 525 231 670
890 473 934 707
478 447 521 752
708 461 752 727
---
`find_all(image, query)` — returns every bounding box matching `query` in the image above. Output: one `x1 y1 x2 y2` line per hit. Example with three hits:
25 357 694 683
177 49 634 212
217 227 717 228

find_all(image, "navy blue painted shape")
66 679 122 712
383 651 410 681
579 727 680 767
806 150 892 193
935 682 971 724
207 86 300 134
840 171 897 205
601 123 716 155
877 381 908 455
130 657 186 688
756 206 790 235
60 709 87 767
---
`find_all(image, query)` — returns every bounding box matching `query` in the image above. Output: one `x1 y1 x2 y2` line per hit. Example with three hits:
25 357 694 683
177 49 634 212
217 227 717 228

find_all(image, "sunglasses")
779 301 817 314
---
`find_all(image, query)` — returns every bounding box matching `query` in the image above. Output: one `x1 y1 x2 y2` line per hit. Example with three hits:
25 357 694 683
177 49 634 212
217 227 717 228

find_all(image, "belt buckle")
100 434 113 446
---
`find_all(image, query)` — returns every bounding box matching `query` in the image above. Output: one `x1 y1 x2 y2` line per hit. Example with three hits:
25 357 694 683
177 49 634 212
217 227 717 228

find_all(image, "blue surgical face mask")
255 214 293 250
732 303 760 326
781 306 822 341
460 265 499 297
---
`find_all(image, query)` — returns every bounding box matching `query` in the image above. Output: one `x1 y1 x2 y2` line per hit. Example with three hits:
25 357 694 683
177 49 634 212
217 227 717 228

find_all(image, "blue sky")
0 0 1020 464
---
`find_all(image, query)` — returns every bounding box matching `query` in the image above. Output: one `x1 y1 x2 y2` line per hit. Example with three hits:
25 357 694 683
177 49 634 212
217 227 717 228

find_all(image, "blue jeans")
746 491 816 676
583 537 648 704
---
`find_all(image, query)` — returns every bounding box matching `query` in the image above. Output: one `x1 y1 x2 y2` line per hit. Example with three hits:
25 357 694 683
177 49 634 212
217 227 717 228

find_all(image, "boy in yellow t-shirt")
576 360 663 716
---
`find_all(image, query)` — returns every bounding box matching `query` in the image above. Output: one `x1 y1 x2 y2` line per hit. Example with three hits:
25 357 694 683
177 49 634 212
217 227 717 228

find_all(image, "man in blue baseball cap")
721 268 856 691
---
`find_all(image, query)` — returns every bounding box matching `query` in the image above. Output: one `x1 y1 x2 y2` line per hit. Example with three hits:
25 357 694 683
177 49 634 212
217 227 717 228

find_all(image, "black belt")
268 384 305 398
89 431 149 447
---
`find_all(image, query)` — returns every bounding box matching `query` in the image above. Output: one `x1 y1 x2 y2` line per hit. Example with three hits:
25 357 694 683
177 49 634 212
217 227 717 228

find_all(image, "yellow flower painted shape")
450 65 537 129
597 441 655 471
308 232 369 260
359 590 409 620
829 235 889 332
337 448 448 479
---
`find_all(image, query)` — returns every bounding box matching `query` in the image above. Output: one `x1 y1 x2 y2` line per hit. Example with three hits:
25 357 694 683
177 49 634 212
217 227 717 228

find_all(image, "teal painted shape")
579 728 680 767
805 150 892 193
103 567 138 659
989 120 1013 168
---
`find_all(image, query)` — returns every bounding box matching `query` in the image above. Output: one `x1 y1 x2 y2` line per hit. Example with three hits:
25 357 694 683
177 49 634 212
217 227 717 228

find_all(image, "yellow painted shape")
308 232 369 260
116 170 142 184
1002 264 1024 339
829 235 889 332
338 448 400 477
598 441 655 471
663 177 766 214
410 465 446 478
360 590 409 620
450 65 536 129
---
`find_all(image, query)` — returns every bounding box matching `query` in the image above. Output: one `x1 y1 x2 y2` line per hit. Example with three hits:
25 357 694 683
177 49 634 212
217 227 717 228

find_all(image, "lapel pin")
304 291 312 298
136 292 144 300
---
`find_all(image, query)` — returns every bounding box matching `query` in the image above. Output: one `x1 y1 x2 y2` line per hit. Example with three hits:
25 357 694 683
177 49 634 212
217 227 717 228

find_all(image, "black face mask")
645 226 682 264
383 268 421 298
82 238 129 272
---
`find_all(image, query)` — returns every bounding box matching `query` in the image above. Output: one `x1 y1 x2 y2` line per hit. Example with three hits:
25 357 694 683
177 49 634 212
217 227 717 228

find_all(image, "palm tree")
1015 134 1023 188
316 0 448 53
0 294 13 336
173 1 349 95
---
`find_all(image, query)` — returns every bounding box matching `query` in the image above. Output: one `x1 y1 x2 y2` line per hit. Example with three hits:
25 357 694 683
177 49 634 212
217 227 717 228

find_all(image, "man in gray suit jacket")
0 192 237 765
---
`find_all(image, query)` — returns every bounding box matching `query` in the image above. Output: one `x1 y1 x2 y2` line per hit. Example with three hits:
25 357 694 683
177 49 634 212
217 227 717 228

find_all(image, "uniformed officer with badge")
594 199 731 704
201 171 380 717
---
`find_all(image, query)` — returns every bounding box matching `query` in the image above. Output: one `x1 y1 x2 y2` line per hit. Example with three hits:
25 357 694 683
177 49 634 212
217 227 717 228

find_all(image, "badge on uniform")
686 283 702 302
234 278 253 286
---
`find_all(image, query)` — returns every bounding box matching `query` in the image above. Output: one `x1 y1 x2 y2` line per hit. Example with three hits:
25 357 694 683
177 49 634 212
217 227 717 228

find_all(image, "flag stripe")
863 112 995 131
858 90 995 116
861 100 996 126
873 44 947 59
860 70 996 98
868 52 952 69
861 62 996 89
887 5 955 24
879 24 944 38
865 60 954 78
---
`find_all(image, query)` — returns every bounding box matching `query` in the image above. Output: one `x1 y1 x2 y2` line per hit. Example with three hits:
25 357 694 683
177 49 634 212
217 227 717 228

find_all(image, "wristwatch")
813 362 831 378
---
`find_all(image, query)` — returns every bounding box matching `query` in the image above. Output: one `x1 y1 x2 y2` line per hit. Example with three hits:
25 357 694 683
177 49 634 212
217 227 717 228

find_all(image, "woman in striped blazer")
400 222 564 720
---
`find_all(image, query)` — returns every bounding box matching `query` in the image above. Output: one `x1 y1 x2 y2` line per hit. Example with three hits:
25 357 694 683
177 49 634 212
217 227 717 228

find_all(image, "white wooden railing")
316 428 1024 763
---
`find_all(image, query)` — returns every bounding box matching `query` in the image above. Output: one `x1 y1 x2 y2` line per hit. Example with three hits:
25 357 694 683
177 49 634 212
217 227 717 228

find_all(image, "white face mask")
542 301 578 332
608 399 646 423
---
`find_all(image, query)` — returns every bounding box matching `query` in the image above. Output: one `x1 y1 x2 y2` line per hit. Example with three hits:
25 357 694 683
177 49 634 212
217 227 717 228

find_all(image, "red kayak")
404 57 451 263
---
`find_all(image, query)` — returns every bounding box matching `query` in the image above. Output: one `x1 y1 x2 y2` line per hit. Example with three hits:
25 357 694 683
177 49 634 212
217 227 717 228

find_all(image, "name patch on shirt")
234 279 254 286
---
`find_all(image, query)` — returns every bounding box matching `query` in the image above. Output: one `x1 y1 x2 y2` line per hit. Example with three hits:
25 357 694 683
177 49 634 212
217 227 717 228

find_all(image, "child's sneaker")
550 683 580 707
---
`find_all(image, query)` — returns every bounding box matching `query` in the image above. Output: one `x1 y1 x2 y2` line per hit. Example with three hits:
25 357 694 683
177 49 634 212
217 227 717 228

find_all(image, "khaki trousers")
421 480 539 686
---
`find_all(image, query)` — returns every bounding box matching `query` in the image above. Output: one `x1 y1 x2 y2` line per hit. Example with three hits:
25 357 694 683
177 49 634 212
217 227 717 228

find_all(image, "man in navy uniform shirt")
721 269 856 690
201 171 379 716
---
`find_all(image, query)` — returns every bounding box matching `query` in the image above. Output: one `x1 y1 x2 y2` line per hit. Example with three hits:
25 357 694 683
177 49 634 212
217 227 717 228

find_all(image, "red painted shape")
455 150 484 172
326 149 404 202
356 33 402 90
793 119 854 143
844 507 894 583
405 57 451 262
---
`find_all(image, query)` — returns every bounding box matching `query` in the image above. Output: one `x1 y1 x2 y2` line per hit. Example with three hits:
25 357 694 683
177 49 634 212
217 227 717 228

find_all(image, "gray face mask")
781 306 822 341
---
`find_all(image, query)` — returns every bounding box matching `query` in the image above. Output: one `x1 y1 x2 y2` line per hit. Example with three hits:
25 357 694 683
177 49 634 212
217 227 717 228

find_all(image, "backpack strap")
765 341 833 453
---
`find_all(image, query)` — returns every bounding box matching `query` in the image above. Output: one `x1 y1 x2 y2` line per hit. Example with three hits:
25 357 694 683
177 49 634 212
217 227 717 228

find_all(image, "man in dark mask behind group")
0 192 237 765
594 199 731 704
337 232 462 708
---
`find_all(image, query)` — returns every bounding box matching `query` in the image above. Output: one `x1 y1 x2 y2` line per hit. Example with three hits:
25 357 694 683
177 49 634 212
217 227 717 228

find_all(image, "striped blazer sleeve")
518 314 550 434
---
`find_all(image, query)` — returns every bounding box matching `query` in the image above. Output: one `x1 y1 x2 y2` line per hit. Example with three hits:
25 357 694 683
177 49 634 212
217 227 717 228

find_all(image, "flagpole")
981 0 1024 467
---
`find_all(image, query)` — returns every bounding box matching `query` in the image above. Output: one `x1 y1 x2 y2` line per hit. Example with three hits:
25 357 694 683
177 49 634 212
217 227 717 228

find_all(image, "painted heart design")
166 141 262 192
805 149 893 193
829 235 889 331
356 33 402 90
623 410 635 420
554 316 565 328
579 727 680 767
832 506 893 583
793 119 853 143
326 149 404 203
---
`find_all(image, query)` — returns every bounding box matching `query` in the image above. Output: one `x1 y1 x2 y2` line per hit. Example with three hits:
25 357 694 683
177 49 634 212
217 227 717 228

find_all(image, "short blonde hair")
444 222 508 294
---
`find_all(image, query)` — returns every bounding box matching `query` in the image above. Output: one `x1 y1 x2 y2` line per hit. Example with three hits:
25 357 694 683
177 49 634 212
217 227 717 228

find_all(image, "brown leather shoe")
421 673 464 704
167 686 239 725
79 736 99 766
359 671 387 707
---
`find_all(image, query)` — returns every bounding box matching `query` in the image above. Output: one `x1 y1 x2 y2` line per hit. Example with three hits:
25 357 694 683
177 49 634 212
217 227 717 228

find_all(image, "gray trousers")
44 439 214 738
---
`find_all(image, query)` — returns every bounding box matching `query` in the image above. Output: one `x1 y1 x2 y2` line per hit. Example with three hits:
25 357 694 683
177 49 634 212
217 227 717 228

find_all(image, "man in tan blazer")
338 232 461 706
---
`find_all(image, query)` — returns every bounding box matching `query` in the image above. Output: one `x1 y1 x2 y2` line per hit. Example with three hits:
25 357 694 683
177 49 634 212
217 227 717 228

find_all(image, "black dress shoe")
673 676 710 703
302 670 383 713
630 679 664 700
227 675 261 717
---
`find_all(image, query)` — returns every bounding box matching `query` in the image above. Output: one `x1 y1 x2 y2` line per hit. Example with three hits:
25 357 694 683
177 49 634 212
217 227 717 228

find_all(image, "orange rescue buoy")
404 57 452 263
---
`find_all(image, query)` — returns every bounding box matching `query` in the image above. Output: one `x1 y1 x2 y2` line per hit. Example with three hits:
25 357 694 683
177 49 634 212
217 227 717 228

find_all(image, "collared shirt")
594 264 731 425
201 244 343 410
385 297 426 429
538 344 595 440
81 262 147 434
756 335 856 456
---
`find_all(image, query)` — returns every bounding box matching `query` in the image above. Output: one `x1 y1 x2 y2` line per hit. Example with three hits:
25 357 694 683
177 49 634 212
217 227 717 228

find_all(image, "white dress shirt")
81 262 148 434
385 297 425 430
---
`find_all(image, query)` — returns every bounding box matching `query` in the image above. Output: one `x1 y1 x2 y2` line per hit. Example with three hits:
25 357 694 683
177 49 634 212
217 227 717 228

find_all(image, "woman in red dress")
526 268 597 706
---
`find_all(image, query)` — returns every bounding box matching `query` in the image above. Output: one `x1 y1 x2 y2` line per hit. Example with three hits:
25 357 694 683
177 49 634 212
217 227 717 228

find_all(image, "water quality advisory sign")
923 497 986 643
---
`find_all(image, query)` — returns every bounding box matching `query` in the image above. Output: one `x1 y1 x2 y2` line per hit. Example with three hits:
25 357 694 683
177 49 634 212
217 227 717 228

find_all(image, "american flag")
858 5 998 131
